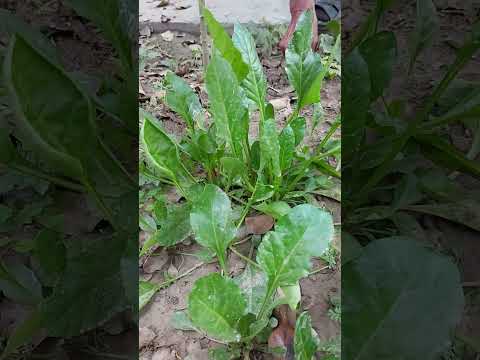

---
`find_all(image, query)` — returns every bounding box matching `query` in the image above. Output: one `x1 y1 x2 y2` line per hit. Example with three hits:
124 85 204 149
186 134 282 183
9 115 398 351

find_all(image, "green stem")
10 163 84 192
318 116 341 150
229 246 261 269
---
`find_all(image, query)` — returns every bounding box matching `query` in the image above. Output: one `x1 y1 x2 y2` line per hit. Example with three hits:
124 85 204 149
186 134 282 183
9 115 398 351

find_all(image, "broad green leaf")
164 72 205 131
285 11 324 110
342 48 370 160
64 0 134 71
206 52 249 159
209 346 241 360
190 185 236 271
0 10 58 61
252 183 275 203
171 310 197 331
341 232 363 266
279 125 295 171
4 35 96 180
153 198 167 223
40 235 127 337
343 237 464 360
392 212 427 242
188 273 246 342
144 203 192 252
0 259 42 305
234 264 268 316
254 201 291 220
257 204 333 288
232 24 267 112
140 280 159 310
0 204 13 223
141 114 194 187
34 229 65 276
203 9 249 81
408 0 439 72
359 31 397 100
221 157 248 181
404 200 480 232
294 312 320 360
260 119 281 178
290 117 306 146
432 88 480 127
0 310 43 360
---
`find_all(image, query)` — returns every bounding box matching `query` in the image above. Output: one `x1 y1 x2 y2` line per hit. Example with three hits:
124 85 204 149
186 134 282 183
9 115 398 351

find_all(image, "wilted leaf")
245 214 274 235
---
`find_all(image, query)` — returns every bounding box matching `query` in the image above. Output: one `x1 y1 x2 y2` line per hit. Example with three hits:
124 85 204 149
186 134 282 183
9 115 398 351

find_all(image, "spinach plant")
140 9 341 254
185 185 333 355
342 0 478 358
0 2 138 358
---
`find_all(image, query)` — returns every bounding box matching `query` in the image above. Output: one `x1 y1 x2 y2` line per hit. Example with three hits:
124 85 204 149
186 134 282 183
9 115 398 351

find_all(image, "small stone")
161 31 174 42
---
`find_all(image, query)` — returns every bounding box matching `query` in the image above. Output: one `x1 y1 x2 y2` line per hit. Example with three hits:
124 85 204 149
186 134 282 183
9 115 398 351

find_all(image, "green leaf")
404 200 480 232
221 157 248 181
40 235 127 337
165 72 205 131
64 0 134 72
0 259 42 305
146 203 192 250
203 9 249 81
209 346 242 360
0 204 13 224
0 131 15 164
141 113 194 187
343 237 464 360
260 119 281 177
254 201 291 220
414 134 480 179
4 35 96 180
140 280 159 310
188 273 246 342
280 282 301 310
0 309 43 360
171 310 197 331
432 88 480 127
279 126 295 171
232 23 267 112
285 10 324 110
290 117 306 146
342 48 370 160
359 31 397 100
294 312 320 360
190 185 236 271
206 52 249 159
256 204 333 288
234 264 268 316
34 229 65 275
408 0 439 73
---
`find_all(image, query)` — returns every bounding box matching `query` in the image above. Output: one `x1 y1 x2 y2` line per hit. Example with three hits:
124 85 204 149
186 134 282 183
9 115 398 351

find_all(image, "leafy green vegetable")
190 185 236 273
343 237 464 360
140 281 159 310
164 72 205 132
285 10 324 110
188 273 246 342
203 8 249 81
233 23 267 116
294 312 320 360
